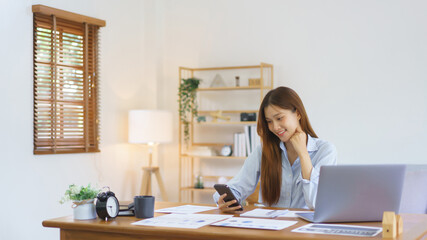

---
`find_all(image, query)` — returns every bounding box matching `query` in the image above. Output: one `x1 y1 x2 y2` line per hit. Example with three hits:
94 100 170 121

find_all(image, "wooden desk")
43 202 427 240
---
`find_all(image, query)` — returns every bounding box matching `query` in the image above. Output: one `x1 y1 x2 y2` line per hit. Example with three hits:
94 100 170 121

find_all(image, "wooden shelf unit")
198 110 258 114
195 121 257 125
197 86 268 91
180 155 247 160
178 63 273 203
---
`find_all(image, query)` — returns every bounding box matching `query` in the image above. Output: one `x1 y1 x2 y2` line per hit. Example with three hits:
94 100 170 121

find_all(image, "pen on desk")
266 210 278 216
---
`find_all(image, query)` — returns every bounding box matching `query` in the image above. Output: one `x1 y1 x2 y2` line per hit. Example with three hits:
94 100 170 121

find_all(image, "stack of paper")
292 223 382 237
132 214 232 229
211 217 298 230
278 210 314 218
240 209 289 218
155 205 217 214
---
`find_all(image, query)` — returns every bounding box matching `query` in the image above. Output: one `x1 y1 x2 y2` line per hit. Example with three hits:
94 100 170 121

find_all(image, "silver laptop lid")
314 164 406 222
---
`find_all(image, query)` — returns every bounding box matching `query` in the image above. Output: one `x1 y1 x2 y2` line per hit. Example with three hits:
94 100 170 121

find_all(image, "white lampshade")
128 110 173 144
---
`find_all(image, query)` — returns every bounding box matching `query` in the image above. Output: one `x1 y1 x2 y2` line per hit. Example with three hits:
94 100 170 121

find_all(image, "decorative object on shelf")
96 187 119 221
178 78 201 144
197 116 206 123
186 146 215 156
194 173 204 189
240 112 257 122
248 78 261 86
210 110 231 122
235 76 240 87
210 74 226 87
129 110 172 201
220 145 233 156
60 184 100 220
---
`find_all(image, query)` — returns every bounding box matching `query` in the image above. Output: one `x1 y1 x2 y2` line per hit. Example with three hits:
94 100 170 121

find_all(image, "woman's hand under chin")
290 126 313 180
289 126 308 156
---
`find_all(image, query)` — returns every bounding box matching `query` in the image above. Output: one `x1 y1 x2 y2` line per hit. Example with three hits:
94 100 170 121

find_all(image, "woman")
213 86 337 212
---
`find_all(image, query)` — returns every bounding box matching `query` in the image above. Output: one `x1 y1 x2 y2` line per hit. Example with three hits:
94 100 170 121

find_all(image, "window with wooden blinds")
33 5 105 154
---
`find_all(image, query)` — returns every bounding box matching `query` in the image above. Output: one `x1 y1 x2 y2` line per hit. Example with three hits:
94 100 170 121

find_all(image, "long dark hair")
257 86 317 205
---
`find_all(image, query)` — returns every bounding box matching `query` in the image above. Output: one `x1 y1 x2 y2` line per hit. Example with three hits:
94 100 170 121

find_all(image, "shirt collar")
306 134 318 152
279 134 318 153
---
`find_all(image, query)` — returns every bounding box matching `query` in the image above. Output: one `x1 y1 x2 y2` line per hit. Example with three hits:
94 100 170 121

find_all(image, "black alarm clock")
96 187 119 220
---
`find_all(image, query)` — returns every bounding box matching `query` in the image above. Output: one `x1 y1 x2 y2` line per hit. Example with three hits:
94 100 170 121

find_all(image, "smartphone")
214 184 243 211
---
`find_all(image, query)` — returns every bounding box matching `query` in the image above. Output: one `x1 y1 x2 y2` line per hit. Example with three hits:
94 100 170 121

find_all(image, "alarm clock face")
106 197 119 218
220 145 232 156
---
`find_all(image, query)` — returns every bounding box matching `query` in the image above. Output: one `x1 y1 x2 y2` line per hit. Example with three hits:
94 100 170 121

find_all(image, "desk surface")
43 202 427 240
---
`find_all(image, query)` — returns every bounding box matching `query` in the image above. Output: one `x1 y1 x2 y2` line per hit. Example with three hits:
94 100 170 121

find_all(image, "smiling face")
264 105 301 143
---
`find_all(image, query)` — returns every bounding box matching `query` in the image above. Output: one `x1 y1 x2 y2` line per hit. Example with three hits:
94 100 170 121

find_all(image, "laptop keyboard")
297 212 315 221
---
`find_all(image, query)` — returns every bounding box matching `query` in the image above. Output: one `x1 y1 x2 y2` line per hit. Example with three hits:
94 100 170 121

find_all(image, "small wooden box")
383 211 397 238
396 214 403 235
248 78 261 86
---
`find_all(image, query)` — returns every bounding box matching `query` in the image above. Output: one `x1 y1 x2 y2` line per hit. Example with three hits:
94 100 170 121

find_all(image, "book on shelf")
244 125 251 156
252 125 260 150
233 125 260 157
250 125 256 152
234 133 239 157
233 132 245 157
240 133 246 157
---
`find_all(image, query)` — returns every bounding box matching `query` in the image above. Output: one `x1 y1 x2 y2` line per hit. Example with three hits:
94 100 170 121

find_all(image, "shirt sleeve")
213 145 261 204
299 142 337 209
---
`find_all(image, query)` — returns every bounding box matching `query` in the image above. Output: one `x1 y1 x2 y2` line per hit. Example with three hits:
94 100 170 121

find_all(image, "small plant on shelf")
178 78 201 145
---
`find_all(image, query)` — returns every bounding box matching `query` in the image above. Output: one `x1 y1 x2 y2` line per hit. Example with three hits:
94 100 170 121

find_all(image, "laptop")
296 164 406 223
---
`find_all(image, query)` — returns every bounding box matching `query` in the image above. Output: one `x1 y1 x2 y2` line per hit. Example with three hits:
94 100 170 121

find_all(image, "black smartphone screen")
214 184 243 211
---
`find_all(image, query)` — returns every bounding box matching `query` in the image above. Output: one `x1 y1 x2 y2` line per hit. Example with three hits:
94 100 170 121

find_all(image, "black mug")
134 195 155 218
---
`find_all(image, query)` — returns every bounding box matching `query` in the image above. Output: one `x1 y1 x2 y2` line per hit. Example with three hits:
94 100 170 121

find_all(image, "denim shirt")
213 135 337 209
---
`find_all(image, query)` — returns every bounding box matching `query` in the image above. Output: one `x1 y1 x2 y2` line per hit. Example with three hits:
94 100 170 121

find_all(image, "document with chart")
211 217 298 230
132 214 232 229
155 205 217 214
292 223 382 237
240 209 289 218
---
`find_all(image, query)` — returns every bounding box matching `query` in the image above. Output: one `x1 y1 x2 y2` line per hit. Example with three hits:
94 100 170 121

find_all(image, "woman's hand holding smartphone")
214 184 244 213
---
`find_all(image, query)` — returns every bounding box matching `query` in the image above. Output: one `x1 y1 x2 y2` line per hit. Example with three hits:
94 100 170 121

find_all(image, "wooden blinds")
33 7 103 154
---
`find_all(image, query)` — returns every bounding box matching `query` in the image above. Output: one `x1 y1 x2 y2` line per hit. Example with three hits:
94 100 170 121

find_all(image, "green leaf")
178 78 201 145
60 183 100 203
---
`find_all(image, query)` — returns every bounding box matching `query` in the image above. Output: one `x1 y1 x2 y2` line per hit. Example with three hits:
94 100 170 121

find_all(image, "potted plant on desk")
60 184 100 220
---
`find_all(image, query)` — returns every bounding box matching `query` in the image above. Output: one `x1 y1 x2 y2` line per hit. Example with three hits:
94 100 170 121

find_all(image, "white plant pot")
72 199 97 220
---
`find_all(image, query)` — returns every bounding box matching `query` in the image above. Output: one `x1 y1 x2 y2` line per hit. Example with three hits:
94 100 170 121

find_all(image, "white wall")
158 0 427 202
0 0 157 239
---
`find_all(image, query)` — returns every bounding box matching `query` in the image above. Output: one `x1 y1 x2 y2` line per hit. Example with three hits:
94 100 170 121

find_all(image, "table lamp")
129 110 172 200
